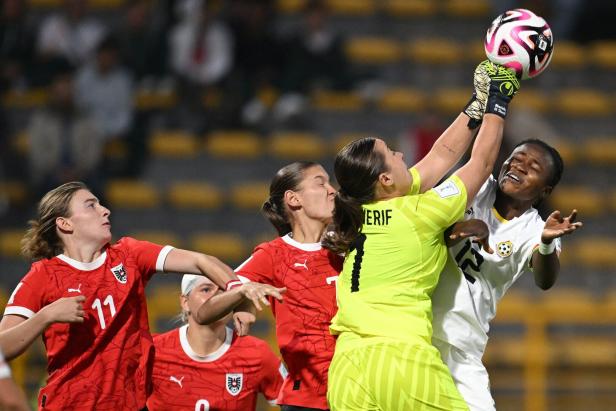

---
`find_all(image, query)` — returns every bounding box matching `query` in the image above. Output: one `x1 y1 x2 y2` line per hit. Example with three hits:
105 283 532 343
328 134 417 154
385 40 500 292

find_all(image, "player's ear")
284 189 301 208
180 294 190 313
378 171 394 188
56 216 72 232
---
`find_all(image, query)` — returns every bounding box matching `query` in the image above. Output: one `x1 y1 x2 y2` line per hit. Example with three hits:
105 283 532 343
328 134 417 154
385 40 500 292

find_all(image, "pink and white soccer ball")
485 8 554 80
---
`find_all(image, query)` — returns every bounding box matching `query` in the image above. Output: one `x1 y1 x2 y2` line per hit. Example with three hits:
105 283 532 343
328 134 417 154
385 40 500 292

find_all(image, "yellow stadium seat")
327 0 375 16
104 139 128 159
539 288 600 324
2 89 48 108
205 130 263 159
149 131 199 158
555 89 611 117
229 181 269 210
551 337 616 366
106 180 160 209
483 335 527 365
0 181 28 205
571 237 616 270
383 0 437 17
609 191 616 213
377 88 425 113
443 0 490 17
0 288 8 310
268 132 327 160
129 230 181 248
550 138 578 166
331 133 367 153
0 229 25 258
582 137 616 165
467 39 488 63
12 131 29 154
432 87 469 114
134 90 178 110
548 186 604 217
493 290 532 321
591 41 616 69
511 90 550 113
190 232 247 263
409 38 463 64
147 284 182 333
167 182 223 210
345 37 403 65
550 41 585 69
277 0 306 13
311 90 364 111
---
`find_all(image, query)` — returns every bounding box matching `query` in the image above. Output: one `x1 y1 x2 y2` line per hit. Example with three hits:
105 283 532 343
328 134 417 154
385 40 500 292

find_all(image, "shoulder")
153 328 180 347
254 237 284 253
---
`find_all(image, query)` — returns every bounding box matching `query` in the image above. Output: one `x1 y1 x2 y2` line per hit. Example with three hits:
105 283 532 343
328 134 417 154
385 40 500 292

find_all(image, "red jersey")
147 325 284 411
4 237 173 410
235 234 342 409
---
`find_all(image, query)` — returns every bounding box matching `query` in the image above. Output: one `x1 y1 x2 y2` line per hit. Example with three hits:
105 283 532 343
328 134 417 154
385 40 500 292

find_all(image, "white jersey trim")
179 325 232 362
156 245 175 272
281 234 321 251
57 251 107 271
3 306 35 319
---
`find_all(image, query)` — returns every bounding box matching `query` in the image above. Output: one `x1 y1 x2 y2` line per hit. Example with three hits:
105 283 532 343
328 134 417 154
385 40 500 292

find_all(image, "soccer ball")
484 8 554 80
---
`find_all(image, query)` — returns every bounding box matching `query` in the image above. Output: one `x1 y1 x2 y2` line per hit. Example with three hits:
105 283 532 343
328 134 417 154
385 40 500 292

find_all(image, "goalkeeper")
324 61 520 411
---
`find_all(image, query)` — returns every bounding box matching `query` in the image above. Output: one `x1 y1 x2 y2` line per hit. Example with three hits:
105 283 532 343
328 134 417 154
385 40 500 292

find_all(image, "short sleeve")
118 237 173 280
407 167 421 196
234 247 276 286
406 175 467 234
258 344 285 404
3 267 47 319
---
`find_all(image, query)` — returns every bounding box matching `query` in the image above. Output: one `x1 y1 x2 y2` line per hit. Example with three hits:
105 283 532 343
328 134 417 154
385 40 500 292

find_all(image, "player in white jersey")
432 139 583 411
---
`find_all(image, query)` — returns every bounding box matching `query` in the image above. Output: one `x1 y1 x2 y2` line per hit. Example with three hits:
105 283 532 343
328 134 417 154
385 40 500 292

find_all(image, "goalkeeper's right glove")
484 61 520 119
463 60 491 129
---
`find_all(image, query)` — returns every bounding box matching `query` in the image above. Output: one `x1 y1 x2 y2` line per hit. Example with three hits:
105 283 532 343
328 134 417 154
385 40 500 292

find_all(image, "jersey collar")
281 234 322 251
179 324 233 362
56 251 107 271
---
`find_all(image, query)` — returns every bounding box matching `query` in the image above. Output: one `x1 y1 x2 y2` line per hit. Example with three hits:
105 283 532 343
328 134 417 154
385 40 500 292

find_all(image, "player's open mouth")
504 172 521 184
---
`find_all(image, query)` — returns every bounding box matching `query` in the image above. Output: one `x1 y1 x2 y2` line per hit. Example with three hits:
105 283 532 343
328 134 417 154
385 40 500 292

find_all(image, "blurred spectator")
27 67 103 197
116 0 169 87
169 0 232 87
37 0 106 65
0 0 36 92
74 36 146 176
168 0 233 132
227 0 283 126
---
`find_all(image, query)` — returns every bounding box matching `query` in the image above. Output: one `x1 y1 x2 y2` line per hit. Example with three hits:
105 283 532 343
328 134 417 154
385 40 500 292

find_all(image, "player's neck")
493 190 532 220
186 322 227 356
291 218 326 244
61 239 105 263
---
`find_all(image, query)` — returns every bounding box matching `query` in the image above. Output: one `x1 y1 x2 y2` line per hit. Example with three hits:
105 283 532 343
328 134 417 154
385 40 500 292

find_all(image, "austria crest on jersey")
226 373 243 396
111 263 128 284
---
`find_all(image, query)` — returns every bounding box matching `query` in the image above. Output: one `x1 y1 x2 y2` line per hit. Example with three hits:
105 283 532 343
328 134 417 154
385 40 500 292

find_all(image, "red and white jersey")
235 234 342 409
147 325 285 411
3 237 173 411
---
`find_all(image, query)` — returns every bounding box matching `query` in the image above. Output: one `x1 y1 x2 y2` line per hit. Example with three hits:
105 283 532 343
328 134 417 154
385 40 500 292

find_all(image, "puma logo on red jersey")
293 259 308 270
169 375 184 388
67 284 82 293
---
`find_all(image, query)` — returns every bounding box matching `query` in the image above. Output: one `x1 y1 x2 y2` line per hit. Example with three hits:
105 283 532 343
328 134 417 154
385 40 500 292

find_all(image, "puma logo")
293 259 308 270
169 375 184 388
67 284 82 293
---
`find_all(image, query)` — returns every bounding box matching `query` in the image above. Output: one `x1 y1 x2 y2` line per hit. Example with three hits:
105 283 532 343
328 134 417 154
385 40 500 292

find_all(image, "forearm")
0 379 31 411
195 289 245 325
455 114 504 203
196 255 237 290
0 314 50 361
415 113 475 192
531 248 560 290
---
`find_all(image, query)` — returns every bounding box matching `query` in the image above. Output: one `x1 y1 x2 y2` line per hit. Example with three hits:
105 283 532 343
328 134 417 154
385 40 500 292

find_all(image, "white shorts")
433 338 496 411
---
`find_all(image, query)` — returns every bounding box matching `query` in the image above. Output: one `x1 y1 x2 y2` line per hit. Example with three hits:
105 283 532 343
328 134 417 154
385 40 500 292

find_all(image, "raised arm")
163 248 237 290
414 61 492 192
455 62 520 206
531 209 583 290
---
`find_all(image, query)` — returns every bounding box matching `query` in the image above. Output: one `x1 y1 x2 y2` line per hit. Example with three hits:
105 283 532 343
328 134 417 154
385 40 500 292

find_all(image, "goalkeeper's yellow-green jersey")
330 167 467 347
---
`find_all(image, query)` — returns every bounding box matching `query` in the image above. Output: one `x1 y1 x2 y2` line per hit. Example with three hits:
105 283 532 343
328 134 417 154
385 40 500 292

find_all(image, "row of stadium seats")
27 0 491 18
2 227 615 269
6 86 616 117
347 38 616 70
